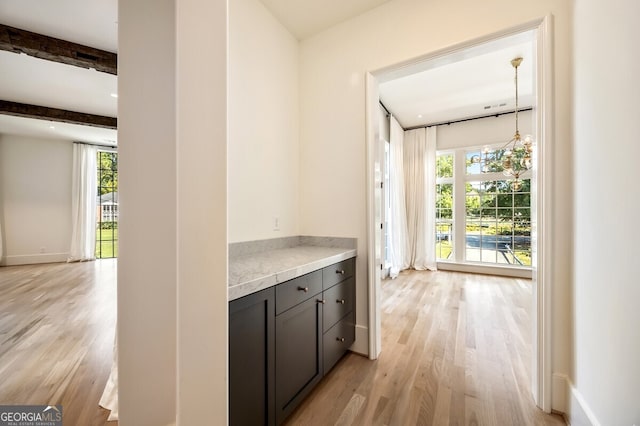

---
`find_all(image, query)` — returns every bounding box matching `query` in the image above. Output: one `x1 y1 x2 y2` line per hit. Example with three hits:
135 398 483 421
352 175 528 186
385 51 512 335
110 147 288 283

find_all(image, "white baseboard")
554 373 602 426
552 373 568 413
3 252 68 266
350 324 369 356
568 383 602 426
436 261 532 279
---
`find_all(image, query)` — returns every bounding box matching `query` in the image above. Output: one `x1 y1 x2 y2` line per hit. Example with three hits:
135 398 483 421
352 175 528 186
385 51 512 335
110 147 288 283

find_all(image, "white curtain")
68 143 98 262
99 332 119 420
403 127 437 271
388 116 410 278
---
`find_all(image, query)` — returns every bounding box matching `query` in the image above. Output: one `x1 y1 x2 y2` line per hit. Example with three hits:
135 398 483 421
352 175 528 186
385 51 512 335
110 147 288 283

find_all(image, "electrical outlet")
273 217 280 231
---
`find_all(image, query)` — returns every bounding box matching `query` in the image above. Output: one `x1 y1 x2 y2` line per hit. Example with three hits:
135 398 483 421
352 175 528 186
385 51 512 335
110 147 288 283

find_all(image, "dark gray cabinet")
275 295 323 424
229 287 276 426
229 257 356 426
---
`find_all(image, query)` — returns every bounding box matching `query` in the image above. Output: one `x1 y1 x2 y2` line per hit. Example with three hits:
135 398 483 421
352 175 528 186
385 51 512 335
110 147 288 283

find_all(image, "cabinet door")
229 287 275 426
275 296 323 424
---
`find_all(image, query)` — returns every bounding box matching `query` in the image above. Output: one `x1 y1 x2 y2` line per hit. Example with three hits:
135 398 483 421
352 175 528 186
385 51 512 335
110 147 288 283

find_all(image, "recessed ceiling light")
417 114 423 118
110 93 118 98
49 125 55 130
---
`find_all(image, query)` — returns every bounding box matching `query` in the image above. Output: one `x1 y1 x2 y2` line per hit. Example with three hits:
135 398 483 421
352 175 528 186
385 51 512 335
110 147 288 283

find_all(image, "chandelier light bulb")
512 179 523 191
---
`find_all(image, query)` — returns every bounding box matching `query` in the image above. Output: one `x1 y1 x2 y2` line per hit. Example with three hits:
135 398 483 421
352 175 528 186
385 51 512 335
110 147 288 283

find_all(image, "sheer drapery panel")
68 143 98 262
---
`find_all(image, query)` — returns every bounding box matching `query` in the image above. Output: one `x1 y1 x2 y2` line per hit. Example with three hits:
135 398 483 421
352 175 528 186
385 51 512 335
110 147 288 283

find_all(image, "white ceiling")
0 0 118 145
259 0 390 40
0 0 533 146
0 0 118 53
0 51 118 117
379 34 535 129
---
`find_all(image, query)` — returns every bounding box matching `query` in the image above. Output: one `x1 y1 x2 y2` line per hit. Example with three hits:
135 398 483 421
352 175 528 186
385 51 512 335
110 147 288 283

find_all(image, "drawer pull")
336 337 345 342
317 299 326 304
298 286 309 292
337 299 345 304
336 269 345 275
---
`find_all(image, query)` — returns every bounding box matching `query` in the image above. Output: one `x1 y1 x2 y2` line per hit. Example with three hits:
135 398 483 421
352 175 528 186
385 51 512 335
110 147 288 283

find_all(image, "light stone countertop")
228 240 356 301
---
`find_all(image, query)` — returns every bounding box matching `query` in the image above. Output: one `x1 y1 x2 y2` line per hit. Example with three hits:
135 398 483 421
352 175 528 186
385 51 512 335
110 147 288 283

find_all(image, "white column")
118 0 228 425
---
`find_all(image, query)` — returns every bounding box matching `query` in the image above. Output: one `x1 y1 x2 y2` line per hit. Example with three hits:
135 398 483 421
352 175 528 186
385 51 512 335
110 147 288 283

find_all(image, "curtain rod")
404 107 533 131
379 100 391 117
73 140 118 149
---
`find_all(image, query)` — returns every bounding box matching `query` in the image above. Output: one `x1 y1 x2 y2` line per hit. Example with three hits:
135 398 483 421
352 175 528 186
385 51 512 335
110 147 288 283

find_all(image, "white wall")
572 0 640 424
118 0 177 423
119 0 227 423
436 109 533 150
0 134 72 265
298 0 573 404
175 0 228 423
228 0 299 242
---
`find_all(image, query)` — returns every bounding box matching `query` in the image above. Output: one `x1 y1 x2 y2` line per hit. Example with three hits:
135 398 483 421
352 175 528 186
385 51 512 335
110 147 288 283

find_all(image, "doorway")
365 17 554 411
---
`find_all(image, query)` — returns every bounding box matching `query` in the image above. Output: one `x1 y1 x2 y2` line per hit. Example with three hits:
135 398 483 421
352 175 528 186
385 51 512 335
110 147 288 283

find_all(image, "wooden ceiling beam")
0 100 117 130
0 24 117 75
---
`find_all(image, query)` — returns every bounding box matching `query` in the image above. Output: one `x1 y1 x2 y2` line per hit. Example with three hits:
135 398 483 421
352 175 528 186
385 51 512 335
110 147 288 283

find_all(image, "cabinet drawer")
322 277 354 332
322 257 355 290
276 270 322 315
323 312 355 373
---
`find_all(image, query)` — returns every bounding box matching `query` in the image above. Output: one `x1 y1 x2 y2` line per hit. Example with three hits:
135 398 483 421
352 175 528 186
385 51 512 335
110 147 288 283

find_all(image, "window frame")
436 144 532 272
96 149 119 259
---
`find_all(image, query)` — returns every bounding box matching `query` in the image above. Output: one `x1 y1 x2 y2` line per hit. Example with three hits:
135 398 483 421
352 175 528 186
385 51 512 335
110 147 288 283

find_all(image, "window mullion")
453 150 466 262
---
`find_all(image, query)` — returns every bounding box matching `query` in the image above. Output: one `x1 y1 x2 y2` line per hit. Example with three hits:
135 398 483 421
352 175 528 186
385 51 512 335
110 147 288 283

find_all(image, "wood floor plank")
0 260 117 425
1 263 567 426
283 270 566 426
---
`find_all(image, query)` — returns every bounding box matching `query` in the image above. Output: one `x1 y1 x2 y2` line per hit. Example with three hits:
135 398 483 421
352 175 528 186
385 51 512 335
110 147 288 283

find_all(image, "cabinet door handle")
337 299 345 304
336 269 345 275
298 286 309 292
317 299 326 304
336 337 345 342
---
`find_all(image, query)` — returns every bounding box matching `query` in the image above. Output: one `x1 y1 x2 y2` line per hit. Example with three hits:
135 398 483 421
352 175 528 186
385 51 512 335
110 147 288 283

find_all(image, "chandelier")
471 57 533 190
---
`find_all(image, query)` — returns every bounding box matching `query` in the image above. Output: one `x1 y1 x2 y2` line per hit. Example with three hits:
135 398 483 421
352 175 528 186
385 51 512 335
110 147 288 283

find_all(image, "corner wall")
228 0 299 242
118 0 228 424
118 0 177 422
298 0 573 404
0 134 72 265
572 0 640 424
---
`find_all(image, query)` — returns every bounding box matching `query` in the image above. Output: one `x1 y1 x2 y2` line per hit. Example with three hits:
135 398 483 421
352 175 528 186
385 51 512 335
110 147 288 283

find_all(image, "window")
384 140 391 267
96 151 118 259
436 153 453 260
436 146 531 268
465 179 531 265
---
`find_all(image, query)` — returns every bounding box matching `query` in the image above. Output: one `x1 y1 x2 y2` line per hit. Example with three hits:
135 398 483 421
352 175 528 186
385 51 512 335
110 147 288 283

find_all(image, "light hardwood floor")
0 263 565 425
284 270 566 426
0 260 117 425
